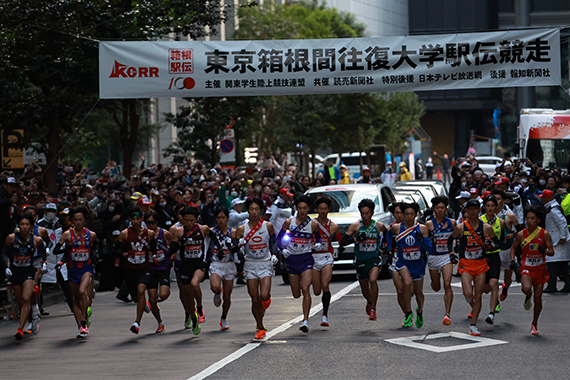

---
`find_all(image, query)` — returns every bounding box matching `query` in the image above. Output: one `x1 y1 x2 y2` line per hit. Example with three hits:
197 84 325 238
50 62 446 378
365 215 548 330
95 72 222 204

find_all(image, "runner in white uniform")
312 197 342 328
234 198 279 340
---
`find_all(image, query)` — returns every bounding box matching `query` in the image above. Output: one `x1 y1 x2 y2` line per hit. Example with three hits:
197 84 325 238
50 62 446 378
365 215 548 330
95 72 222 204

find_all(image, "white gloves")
271 255 278 265
239 238 247 247
225 237 232 245
313 243 324 252
40 262 48 274
5 268 12 279
282 249 291 259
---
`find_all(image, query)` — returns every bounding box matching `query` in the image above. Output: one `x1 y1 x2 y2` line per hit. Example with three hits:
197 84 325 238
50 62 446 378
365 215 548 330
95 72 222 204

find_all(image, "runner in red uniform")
510 205 554 335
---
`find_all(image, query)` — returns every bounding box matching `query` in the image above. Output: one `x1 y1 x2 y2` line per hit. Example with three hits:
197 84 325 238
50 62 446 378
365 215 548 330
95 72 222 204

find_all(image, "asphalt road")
1 271 569 380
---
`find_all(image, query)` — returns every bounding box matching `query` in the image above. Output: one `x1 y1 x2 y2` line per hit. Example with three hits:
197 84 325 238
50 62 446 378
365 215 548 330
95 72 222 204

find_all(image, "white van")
323 152 368 180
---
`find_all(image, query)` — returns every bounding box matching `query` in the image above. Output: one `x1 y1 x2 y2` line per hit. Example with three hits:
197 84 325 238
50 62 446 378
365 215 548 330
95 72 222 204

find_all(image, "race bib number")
71 248 90 262
402 247 421 261
184 245 203 259
359 239 378 252
156 249 165 262
13 254 31 268
524 256 543 266
435 232 452 253
464 247 483 260
247 243 268 258
128 251 146 264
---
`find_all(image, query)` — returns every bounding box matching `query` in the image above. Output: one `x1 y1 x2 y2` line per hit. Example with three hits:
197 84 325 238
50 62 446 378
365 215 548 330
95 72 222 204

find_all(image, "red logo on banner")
109 60 159 78
168 77 196 90
169 49 194 74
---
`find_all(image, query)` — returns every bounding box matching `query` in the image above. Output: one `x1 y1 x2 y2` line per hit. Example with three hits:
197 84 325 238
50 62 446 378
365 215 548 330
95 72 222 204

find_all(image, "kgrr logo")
168 77 195 90
109 60 159 78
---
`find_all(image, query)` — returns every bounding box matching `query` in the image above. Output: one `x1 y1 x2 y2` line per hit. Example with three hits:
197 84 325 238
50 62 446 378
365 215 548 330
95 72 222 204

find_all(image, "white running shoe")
300 320 309 333
220 318 230 330
23 321 32 333
213 291 222 308
31 318 40 334
320 315 330 327
31 304 40 319
469 325 481 336
485 313 495 325
77 327 87 338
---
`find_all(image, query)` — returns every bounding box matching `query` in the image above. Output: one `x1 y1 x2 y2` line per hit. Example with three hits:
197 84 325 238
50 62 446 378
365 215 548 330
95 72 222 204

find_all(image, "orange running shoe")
33 286 41 296
196 308 206 323
500 283 508 302
155 324 165 333
369 309 377 320
262 298 271 309
366 303 372 316
442 314 451 326
531 324 539 335
467 311 473 319
15 328 24 340
254 329 266 340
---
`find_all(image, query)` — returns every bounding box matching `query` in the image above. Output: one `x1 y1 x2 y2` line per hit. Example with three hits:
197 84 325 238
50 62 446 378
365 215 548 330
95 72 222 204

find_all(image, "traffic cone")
437 169 441 181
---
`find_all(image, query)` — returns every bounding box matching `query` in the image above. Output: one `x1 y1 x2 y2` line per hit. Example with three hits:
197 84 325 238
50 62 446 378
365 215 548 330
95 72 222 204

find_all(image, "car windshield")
308 187 379 213
392 186 435 205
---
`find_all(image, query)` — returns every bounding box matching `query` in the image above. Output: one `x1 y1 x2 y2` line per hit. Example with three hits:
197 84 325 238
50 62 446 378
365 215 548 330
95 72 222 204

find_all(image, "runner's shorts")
427 254 451 272
286 253 314 275
244 260 273 280
148 269 170 290
124 268 151 298
67 265 94 283
356 257 381 280
458 258 489 277
209 261 237 281
10 267 37 286
499 249 512 271
178 259 207 283
520 265 550 285
485 252 501 282
312 252 333 272
395 258 426 281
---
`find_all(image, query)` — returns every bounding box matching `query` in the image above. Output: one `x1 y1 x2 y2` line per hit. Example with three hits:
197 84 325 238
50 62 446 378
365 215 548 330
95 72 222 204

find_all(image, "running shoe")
31 318 40 334
196 308 206 323
485 312 495 325
31 304 40 319
192 313 201 335
499 283 508 302
467 311 473 319
262 298 271 309
76 328 86 339
469 325 481 336
15 328 23 341
220 319 230 330
524 295 532 311
320 315 329 327
184 313 192 329
415 308 424 329
531 324 539 335
33 285 41 296
155 324 165 334
23 321 32 334
300 320 309 333
369 309 377 321
130 322 140 334
442 314 451 326
213 290 222 308
254 329 266 340
87 306 92 327
366 302 372 316
402 313 413 328
80 326 89 336
144 302 151 313
495 302 502 313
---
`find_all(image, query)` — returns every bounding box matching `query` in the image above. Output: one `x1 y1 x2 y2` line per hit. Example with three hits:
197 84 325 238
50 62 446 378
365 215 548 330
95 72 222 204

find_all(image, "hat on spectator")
399 162 406 167
231 198 244 208
469 187 479 195
504 161 513 167
137 196 152 205
456 191 470 199
386 161 392 165
461 161 472 168
483 191 491 198
45 203 58 211
6 177 19 186
112 230 121 236
339 164 347 169
131 192 143 200
466 199 481 208
494 177 509 186
363 166 371 172
62 208 70 215
279 188 294 197
539 189 554 199
150 189 159 196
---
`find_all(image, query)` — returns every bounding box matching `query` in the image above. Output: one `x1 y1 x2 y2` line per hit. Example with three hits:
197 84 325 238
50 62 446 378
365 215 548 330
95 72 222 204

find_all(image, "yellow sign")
1 129 24 169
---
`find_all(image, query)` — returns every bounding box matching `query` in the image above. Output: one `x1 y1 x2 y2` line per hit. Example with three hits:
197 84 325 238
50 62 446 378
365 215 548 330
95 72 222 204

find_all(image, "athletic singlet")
460 221 486 260
211 226 233 263
429 217 454 255
497 209 515 249
122 227 151 269
481 214 501 254
151 228 170 271
181 225 205 261
10 235 36 269
32 225 42 259
521 228 547 267
354 221 381 262
313 219 334 254
67 228 92 269
288 217 313 255
244 221 270 261
395 223 422 262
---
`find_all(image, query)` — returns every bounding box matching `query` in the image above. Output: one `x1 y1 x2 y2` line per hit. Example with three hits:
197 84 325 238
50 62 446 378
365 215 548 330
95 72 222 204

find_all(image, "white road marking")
187 281 360 380
385 331 508 353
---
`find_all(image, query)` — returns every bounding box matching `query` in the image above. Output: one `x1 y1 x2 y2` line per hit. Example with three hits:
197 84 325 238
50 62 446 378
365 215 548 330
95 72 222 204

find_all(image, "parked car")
397 180 448 197
391 188 432 223
323 152 368 180
475 156 503 176
279 184 396 283
391 182 439 207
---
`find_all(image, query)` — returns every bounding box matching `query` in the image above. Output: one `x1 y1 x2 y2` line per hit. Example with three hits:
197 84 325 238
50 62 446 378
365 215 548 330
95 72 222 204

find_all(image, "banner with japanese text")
99 28 560 99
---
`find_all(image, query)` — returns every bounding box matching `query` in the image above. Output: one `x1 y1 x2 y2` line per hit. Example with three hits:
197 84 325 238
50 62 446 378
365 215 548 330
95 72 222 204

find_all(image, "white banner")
99 28 560 99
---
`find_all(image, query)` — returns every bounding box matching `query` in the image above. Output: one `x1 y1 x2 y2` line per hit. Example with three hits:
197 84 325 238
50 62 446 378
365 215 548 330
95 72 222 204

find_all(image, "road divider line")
188 281 360 380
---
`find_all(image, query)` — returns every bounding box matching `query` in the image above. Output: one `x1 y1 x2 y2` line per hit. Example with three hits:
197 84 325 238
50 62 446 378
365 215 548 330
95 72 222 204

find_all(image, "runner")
390 202 432 328
491 189 519 308
279 195 322 333
207 207 237 331
510 205 554 335
170 206 223 335
449 199 498 336
311 197 342 328
340 198 387 321
2 213 45 340
234 197 279 340
480 196 505 326
425 196 456 326
386 202 408 318
144 210 172 333
114 206 156 334
53 207 97 338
